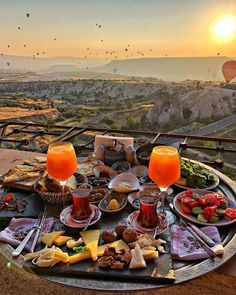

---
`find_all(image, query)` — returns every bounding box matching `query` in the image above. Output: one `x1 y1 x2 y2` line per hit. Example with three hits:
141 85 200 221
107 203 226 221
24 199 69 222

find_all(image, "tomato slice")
181 203 191 215
204 194 220 207
177 193 187 201
195 196 206 206
225 208 236 220
188 200 199 208
181 197 193 204
203 206 216 219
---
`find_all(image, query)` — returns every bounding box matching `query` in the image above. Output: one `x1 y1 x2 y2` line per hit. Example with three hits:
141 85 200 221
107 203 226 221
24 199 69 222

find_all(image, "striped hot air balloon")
222 60 236 82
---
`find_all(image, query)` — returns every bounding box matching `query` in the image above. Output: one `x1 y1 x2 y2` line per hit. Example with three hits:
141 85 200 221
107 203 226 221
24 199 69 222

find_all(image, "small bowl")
98 191 127 214
87 176 110 188
130 165 148 178
108 172 140 193
136 143 164 165
111 161 131 174
89 187 108 204
92 164 118 179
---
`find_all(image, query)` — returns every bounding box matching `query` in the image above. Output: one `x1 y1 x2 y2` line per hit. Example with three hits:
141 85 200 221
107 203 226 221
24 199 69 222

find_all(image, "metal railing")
0 121 235 169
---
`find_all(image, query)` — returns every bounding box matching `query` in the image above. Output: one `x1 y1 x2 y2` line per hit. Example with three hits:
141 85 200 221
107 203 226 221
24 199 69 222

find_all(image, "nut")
115 224 127 236
122 227 138 243
101 230 116 243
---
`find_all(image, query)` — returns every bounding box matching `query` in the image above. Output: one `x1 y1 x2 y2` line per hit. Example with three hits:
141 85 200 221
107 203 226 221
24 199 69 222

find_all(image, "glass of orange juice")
148 146 180 216
47 142 78 190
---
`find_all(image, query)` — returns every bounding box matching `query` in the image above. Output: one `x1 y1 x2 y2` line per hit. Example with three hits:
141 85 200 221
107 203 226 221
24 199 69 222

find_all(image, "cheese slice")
129 244 146 269
68 250 91 264
54 236 73 247
80 230 100 261
69 239 130 264
41 231 65 247
141 249 159 260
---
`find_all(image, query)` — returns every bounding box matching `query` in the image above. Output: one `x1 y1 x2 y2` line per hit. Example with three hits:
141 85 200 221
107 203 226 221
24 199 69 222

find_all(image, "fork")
12 210 45 257
30 206 47 253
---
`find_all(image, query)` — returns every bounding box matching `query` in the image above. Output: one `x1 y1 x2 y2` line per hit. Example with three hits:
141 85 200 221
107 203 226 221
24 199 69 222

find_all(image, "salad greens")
180 160 216 189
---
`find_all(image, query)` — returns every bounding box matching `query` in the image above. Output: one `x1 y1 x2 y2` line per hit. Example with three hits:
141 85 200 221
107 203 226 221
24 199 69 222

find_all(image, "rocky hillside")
147 87 236 127
0 80 169 100
0 107 61 123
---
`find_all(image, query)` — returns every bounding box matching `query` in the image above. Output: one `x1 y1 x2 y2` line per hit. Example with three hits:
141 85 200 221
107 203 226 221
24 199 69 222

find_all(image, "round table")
0 149 236 294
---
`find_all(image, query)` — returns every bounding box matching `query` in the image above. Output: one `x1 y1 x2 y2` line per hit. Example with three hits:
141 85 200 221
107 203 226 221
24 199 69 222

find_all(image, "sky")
0 0 236 60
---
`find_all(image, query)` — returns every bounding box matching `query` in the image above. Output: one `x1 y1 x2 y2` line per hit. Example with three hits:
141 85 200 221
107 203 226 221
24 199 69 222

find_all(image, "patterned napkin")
171 224 224 260
0 217 54 251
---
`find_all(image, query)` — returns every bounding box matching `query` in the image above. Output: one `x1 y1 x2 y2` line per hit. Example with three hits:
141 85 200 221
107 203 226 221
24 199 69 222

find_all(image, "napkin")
0 217 54 251
171 224 224 260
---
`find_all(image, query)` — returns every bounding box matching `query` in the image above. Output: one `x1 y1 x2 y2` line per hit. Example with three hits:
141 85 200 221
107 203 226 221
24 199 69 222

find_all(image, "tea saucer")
60 204 101 228
126 211 168 234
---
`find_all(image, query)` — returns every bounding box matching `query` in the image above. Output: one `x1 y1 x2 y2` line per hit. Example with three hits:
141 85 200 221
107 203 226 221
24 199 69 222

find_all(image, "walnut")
101 230 116 243
122 227 138 243
98 256 114 268
115 224 127 236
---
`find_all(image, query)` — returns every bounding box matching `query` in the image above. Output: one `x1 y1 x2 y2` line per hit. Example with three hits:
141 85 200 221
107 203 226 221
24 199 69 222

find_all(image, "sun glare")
211 15 236 42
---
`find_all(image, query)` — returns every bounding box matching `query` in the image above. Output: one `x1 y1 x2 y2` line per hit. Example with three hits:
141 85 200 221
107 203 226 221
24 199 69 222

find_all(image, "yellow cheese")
80 230 100 261
141 250 159 260
68 239 130 264
54 236 73 247
41 231 65 247
53 249 69 263
110 239 130 252
68 250 91 264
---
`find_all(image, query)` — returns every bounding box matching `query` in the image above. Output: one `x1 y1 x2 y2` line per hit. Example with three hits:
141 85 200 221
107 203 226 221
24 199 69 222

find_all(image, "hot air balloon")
26 13 30 18
6 62 10 66
222 60 236 83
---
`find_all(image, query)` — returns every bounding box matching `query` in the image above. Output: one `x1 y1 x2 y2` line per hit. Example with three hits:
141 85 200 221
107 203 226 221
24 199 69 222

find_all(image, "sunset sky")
0 0 235 60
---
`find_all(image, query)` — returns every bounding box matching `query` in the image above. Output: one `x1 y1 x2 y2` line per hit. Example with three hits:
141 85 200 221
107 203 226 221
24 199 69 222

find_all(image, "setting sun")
211 15 236 42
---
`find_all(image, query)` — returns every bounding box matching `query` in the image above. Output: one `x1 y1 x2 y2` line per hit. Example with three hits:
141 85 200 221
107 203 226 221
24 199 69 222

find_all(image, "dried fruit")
122 227 138 243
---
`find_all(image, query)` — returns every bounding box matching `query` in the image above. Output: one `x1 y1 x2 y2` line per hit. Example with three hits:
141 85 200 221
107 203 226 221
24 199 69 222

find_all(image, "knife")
12 212 43 257
30 206 47 253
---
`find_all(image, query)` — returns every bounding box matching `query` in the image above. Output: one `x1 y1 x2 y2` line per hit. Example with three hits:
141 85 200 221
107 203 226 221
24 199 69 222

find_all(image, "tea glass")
137 190 161 228
71 184 92 221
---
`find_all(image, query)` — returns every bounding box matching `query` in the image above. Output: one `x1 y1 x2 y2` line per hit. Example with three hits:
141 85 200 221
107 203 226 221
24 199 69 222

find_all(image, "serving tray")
24 204 175 285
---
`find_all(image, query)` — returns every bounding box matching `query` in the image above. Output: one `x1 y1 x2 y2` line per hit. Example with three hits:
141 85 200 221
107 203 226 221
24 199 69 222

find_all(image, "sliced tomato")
212 192 225 200
203 206 216 220
204 194 220 207
177 193 187 201
224 208 236 220
195 196 206 206
4 193 14 202
188 200 199 208
186 189 193 197
181 203 192 215
181 197 193 204
219 198 228 209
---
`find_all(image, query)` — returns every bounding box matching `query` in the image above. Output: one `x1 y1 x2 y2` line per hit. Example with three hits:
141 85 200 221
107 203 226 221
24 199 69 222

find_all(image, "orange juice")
47 142 77 181
148 146 180 189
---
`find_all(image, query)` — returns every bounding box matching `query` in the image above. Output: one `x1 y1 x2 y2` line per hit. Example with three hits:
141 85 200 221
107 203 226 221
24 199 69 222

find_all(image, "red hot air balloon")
222 60 236 82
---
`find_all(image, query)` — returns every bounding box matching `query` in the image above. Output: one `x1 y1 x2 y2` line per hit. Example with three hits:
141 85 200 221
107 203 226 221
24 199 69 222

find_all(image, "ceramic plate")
60 204 101 228
173 189 236 226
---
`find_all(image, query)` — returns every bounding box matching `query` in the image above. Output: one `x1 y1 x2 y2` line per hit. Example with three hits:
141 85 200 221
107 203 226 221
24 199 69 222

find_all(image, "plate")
173 189 236 226
127 184 173 210
126 211 168 234
174 175 220 191
175 160 220 190
60 204 101 228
